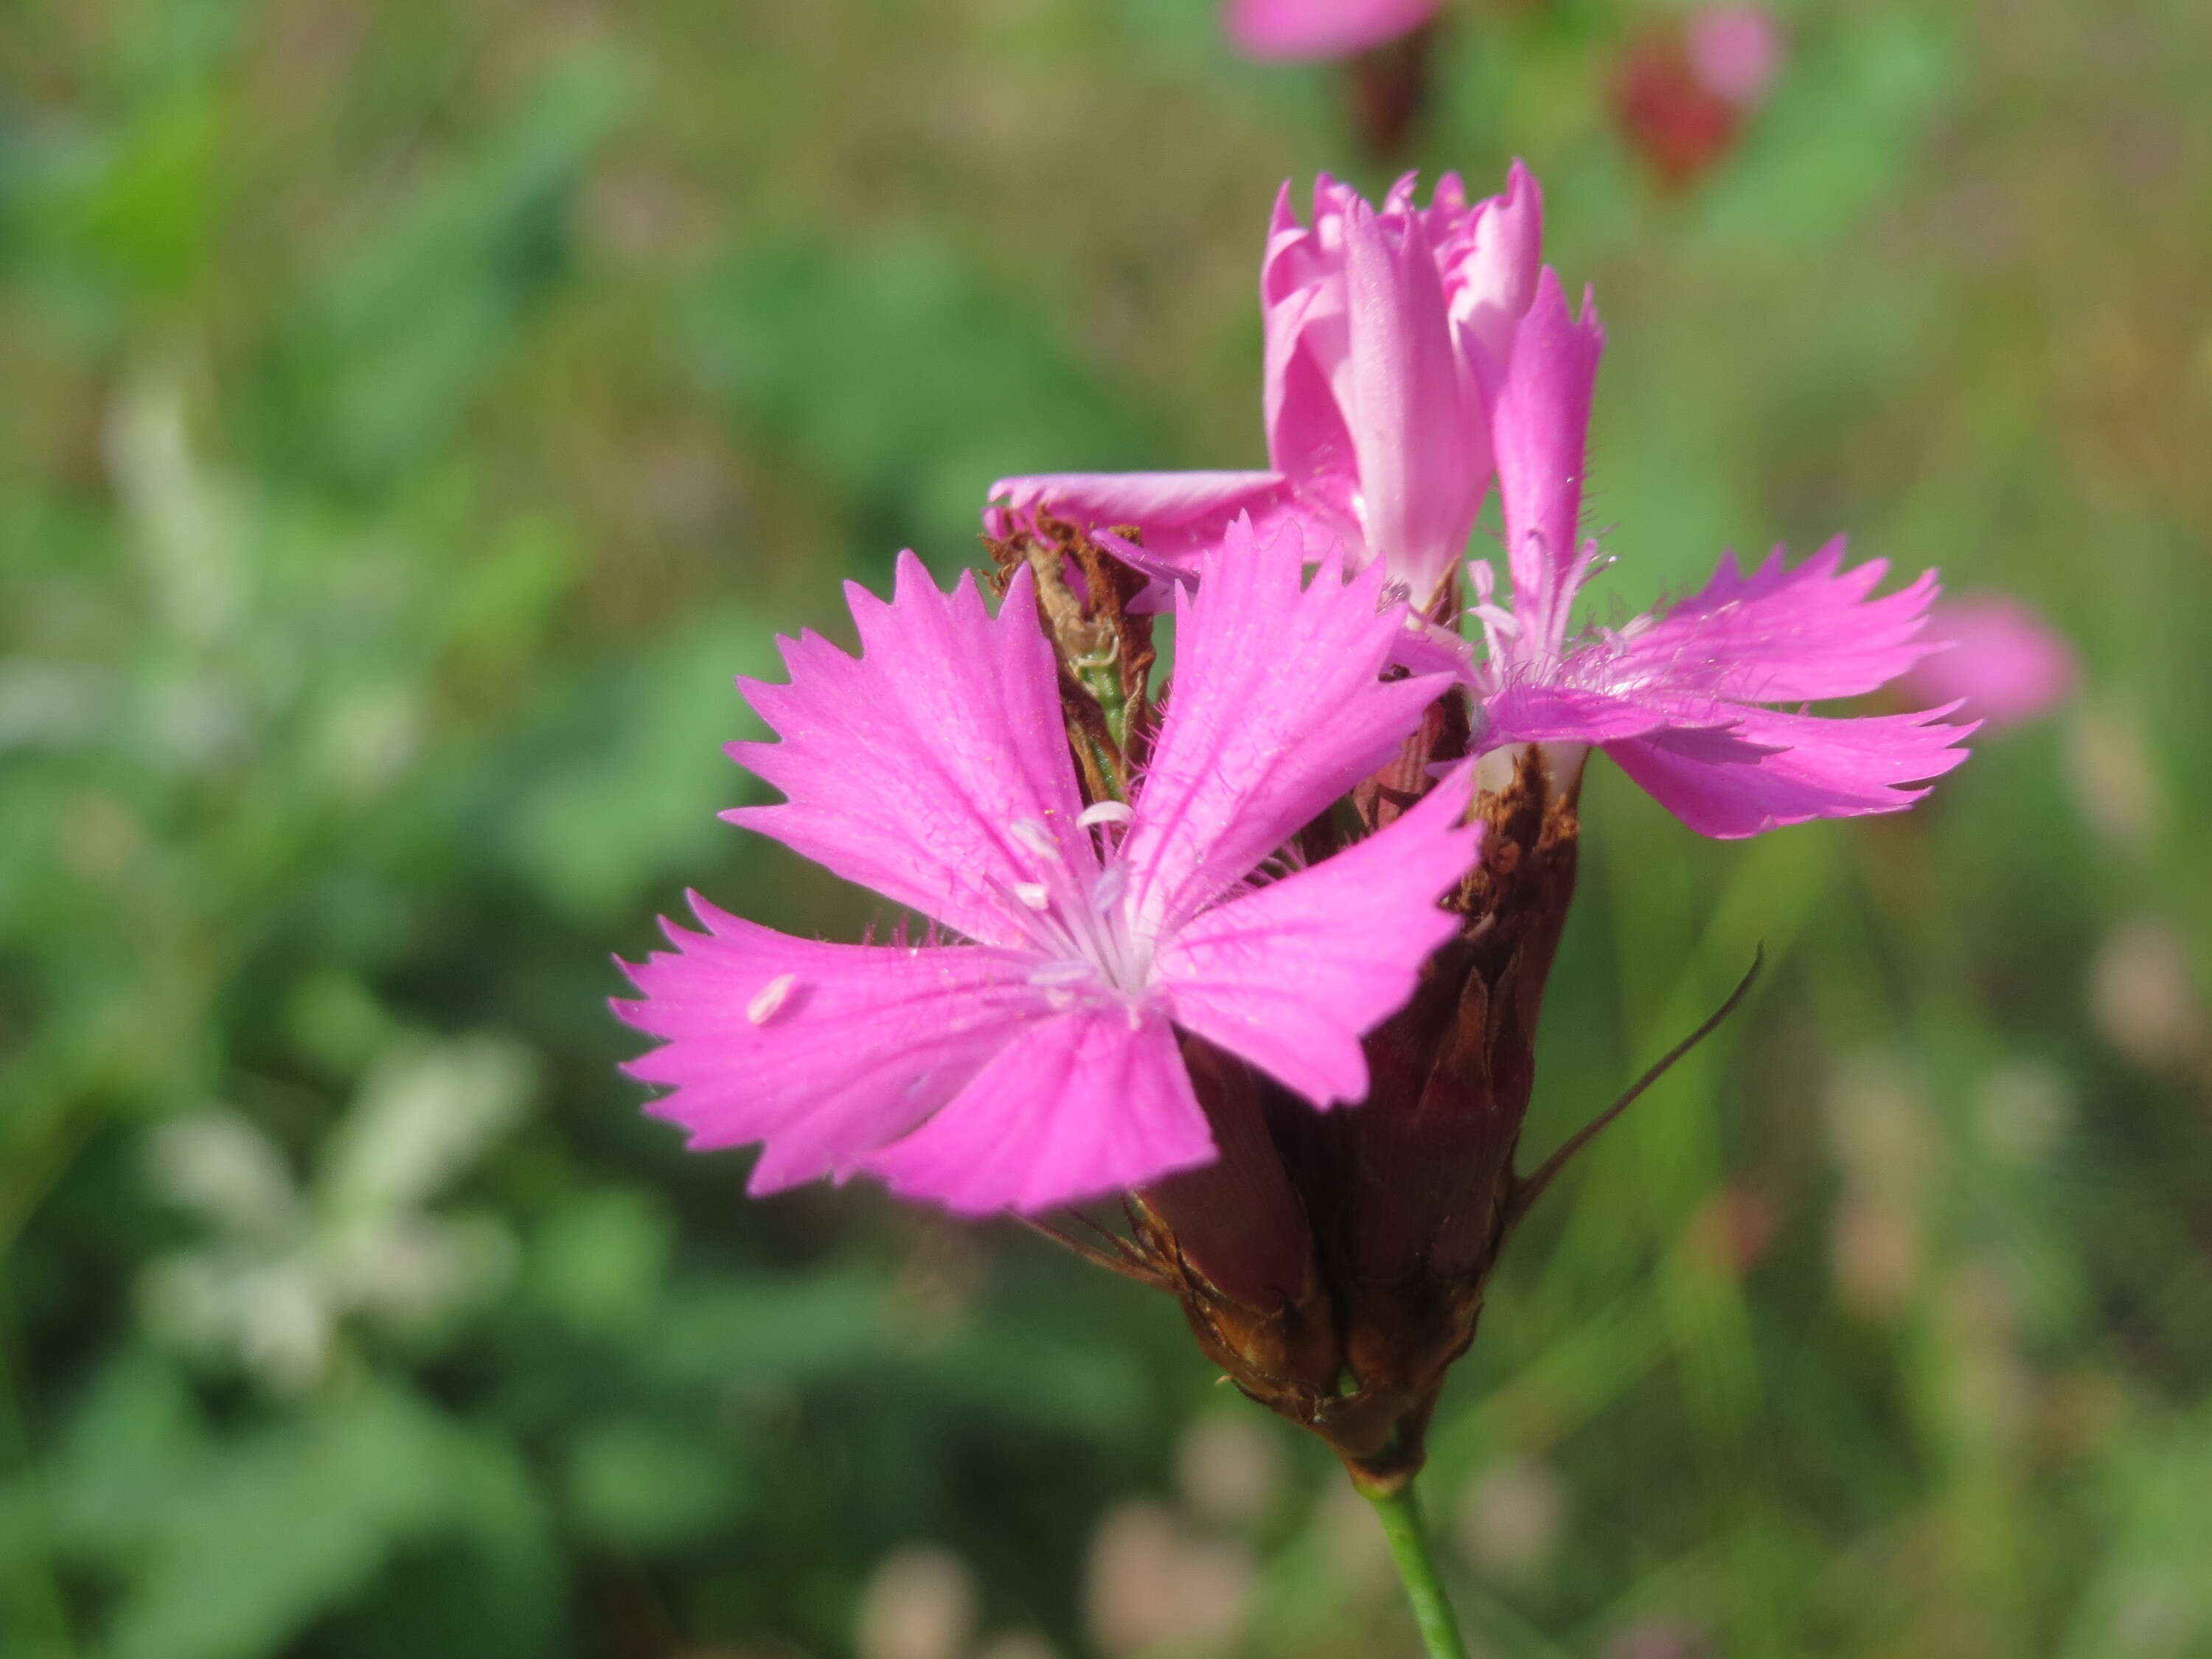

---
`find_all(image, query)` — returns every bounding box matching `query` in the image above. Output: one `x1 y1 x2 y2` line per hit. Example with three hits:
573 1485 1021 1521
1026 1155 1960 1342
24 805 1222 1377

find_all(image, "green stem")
1365 1479 1469 1659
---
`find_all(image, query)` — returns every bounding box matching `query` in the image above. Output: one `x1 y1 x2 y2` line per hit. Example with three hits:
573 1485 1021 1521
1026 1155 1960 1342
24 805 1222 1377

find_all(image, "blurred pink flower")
991 167 1543 607
1902 594 2078 728
1616 5 1785 189
1464 269 1974 836
1685 5 1784 107
615 519 1478 1215
1224 0 1441 63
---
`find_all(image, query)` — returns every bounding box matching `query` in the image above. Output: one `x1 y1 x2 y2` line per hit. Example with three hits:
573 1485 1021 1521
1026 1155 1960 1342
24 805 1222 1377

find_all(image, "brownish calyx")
984 510 1155 802
1107 745 1586 1495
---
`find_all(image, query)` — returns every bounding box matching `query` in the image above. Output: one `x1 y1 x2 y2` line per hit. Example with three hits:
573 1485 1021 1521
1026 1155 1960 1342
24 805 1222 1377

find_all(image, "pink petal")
1156 769 1481 1105
1339 196 1485 600
1492 268 1604 658
1121 515 1449 932
862 1006 1214 1214
615 896 1048 1194
1604 703 1975 838
726 554 1087 947
1686 5 1785 107
1601 539 1944 705
1262 279 1364 554
1439 159 1545 400
984 470 1294 572
1900 594 2078 728
1225 0 1441 61
1389 613 1478 679
1478 682 1683 748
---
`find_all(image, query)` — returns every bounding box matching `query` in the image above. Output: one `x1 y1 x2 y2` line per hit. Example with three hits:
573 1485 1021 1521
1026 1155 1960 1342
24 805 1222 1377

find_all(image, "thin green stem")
1365 1479 1468 1659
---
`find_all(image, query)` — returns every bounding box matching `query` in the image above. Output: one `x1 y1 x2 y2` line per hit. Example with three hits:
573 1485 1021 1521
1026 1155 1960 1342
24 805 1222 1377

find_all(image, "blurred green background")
3 1 2208 1656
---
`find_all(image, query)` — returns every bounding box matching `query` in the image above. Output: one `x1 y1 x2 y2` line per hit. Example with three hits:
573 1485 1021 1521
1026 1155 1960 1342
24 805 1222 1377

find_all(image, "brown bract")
984 531 1697 1495
983 510 1156 800
1129 745 1582 1495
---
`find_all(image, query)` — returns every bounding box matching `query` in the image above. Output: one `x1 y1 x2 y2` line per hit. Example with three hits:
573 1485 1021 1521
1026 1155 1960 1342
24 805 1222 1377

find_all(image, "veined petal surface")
862 1006 1212 1214
1604 704 1974 838
1339 198 1484 599
1157 771 1479 1105
1606 540 1942 703
616 897 1047 1194
1120 515 1448 933
1492 268 1604 657
726 555 1086 947
1436 160 1543 398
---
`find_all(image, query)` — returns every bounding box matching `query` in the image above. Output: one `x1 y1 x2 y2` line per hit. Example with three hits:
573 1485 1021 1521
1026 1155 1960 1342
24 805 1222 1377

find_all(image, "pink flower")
614 518 1480 1215
1901 594 2078 728
1225 0 1441 63
1686 5 1785 107
1466 271 1973 837
989 167 1543 608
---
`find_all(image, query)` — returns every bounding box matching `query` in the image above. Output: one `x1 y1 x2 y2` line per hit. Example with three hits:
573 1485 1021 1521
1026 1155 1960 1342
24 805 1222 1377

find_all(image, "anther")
1009 819 1062 861
746 973 797 1026
1013 882 1051 911
1078 801 1133 829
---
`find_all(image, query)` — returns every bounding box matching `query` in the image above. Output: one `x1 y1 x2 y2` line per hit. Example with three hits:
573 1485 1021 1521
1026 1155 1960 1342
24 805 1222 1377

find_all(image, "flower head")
989 167 1543 608
1465 270 1973 835
1225 0 1441 63
616 517 1480 1215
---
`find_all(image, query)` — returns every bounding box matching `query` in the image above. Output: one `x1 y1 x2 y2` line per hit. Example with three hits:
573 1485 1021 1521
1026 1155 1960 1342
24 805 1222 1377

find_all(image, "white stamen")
1013 881 1051 911
1009 818 1062 861
746 973 797 1025
1078 800 1133 828
1091 863 1128 913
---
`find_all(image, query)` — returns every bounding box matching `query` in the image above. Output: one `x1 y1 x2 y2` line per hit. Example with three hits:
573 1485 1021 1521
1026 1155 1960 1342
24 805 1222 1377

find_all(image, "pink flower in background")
1685 5 1785 106
616 518 1479 1215
990 167 1543 607
1902 594 2078 728
1225 0 1440 63
1464 271 1973 836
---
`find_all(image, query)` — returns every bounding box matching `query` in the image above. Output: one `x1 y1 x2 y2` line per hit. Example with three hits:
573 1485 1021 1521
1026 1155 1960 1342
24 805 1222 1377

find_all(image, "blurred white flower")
105 365 249 650
1975 1060 2075 1164
854 1546 976 1659
972 1635 1061 1659
1173 1411 1287 1530
138 1031 536 1395
2065 699 2163 851
0 662 108 752
2088 917 2206 1074
1455 1455 1565 1582
316 681 426 800
1823 1050 1938 1203
1085 1500 1253 1658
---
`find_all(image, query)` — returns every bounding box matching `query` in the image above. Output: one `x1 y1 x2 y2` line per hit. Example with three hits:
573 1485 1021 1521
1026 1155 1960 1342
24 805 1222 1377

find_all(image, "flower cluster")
995 170 1972 838
618 164 1973 1481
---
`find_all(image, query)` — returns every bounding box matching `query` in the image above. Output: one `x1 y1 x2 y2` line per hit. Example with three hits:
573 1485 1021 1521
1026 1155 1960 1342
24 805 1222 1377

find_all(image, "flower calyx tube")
1112 671 1588 1494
